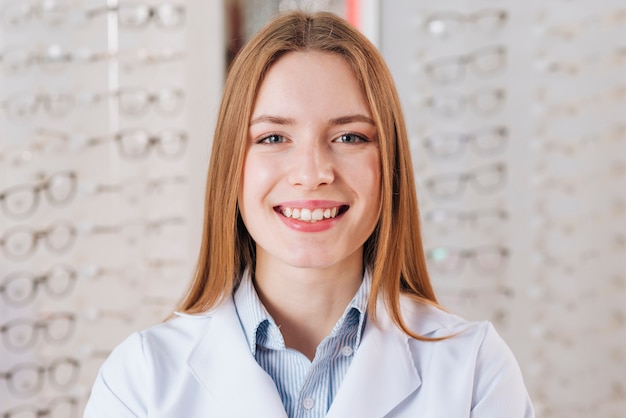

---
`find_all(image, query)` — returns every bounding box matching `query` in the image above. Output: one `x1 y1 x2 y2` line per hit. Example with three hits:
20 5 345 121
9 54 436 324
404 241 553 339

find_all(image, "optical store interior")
1 0 625 416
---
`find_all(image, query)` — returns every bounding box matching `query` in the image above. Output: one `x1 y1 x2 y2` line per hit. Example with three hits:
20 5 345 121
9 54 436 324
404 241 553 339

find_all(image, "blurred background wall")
0 0 624 417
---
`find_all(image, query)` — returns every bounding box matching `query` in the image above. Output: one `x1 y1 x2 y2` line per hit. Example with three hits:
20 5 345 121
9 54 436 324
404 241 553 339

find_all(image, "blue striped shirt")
234 270 371 418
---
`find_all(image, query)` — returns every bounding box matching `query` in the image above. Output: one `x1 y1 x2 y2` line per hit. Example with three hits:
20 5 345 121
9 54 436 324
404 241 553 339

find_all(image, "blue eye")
259 134 286 144
336 133 367 143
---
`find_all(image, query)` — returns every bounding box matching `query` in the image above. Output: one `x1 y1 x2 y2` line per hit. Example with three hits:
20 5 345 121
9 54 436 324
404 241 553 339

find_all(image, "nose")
287 140 334 190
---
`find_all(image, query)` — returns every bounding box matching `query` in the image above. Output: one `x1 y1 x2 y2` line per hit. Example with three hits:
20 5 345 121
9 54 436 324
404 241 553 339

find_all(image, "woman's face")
239 50 381 274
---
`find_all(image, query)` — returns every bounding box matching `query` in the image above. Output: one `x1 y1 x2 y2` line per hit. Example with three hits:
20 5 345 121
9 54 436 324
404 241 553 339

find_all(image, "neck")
253 253 364 361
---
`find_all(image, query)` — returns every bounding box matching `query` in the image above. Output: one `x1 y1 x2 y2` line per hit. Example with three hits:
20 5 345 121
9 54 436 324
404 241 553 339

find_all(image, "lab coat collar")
186 297 288 418
186 294 447 418
326 297 431 418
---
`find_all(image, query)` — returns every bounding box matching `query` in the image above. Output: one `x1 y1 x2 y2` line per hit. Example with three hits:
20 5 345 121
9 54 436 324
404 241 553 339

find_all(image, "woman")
84 10 534 418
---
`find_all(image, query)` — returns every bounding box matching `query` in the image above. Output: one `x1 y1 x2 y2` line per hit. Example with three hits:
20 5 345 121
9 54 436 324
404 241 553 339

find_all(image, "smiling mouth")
276 205 348 222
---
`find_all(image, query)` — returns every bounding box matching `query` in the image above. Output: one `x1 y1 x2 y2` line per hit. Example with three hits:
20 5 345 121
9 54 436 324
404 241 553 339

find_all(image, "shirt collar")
233 269 278 355
234 269 371 356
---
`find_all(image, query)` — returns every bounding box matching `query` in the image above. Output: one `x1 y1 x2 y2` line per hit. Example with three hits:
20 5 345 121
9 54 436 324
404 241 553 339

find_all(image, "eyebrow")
249 114 376 127
329 114 376 126
249 115 295 126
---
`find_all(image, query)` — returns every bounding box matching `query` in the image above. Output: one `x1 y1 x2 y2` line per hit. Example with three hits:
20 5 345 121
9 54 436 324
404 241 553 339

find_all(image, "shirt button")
341 346 354 356
302 397 315 410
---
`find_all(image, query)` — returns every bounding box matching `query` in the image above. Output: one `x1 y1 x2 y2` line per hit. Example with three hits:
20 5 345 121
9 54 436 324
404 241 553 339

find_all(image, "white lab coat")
84 295 534 418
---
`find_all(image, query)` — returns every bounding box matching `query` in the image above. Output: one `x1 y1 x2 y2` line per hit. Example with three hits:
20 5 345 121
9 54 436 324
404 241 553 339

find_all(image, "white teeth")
281 206 342 222
312 209 323 221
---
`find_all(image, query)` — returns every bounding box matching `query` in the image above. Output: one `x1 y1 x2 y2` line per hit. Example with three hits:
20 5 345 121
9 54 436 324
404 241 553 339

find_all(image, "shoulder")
139 312 214 353
396 296 534 415
398 294 484 338
100 297 239 373
397 295 514 361
98 313 214 379
84 309 224 417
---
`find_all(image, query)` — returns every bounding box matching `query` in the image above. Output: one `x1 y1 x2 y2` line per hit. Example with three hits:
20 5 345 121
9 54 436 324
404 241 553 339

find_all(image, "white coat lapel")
187 297 288 418
326 303 423 418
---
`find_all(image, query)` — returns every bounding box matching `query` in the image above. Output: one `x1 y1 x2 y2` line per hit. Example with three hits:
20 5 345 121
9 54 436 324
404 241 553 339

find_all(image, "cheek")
365 160 383 225
238 159 254 221
358 153 382 203
239 155 275 215
242 154 275 186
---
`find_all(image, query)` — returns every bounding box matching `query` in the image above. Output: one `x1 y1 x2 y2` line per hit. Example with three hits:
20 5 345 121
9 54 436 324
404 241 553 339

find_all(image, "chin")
287 258 336 270
285 250 359 272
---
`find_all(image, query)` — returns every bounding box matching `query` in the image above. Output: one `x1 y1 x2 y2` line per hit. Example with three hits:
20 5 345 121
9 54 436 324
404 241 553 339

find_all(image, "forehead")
252 50 370 118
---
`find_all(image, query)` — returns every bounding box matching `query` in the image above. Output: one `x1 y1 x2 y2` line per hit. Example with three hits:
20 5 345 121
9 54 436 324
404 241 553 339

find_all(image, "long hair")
175 10 442 340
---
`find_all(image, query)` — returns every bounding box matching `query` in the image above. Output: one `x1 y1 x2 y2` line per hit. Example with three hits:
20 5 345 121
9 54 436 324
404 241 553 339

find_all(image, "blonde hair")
176 10 442 340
